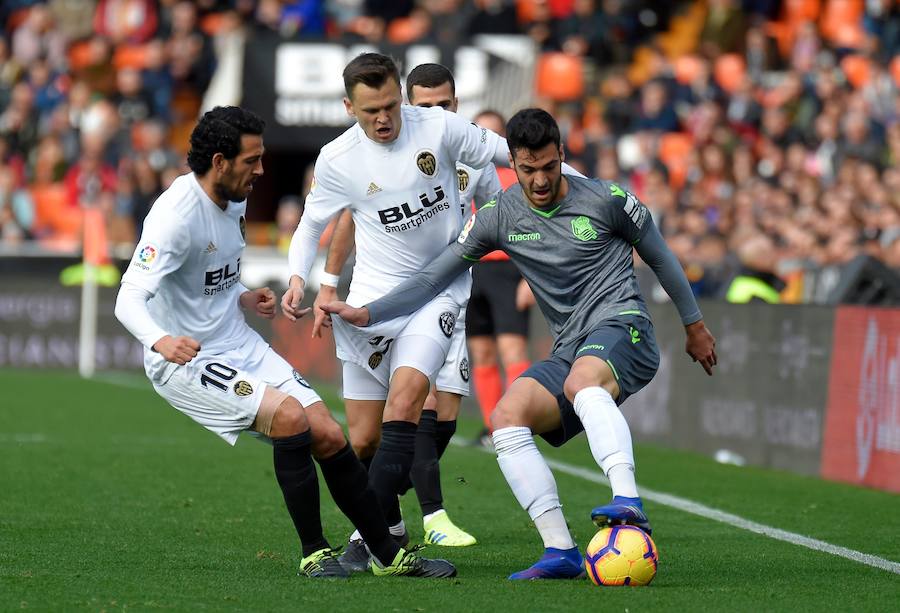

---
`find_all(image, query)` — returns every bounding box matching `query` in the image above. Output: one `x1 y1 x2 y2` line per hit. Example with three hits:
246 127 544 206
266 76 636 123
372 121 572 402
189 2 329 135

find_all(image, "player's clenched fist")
281 275 312 322
241 287 276 319
153 335 201 365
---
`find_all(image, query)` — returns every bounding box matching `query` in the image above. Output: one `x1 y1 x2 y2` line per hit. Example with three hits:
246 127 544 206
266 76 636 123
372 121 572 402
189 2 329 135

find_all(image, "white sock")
423 509 445 524
389 520 406 537
573 387 639 498
533 508 576 550
492 426 575 550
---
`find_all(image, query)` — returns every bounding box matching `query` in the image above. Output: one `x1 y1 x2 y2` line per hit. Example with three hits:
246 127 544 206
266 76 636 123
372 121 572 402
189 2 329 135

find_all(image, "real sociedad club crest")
457 168 470 193
416 150 437 177
439 311 456 338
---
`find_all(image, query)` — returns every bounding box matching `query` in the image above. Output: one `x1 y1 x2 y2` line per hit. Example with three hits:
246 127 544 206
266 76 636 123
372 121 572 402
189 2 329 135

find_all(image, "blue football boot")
590 495 652 535
508 547 585 580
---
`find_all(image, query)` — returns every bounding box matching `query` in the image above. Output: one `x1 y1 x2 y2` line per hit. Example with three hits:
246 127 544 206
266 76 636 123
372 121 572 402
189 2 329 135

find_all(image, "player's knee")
352 438 379 460
563 369 617 403
385 387 426 422
310 420 347 459
469 340 496 366
491 397 523 430
270 398 309 438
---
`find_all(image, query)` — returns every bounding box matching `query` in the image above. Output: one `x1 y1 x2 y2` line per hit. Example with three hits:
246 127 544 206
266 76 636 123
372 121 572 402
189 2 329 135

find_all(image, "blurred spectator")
11 3 67 70
93 0 158 44
0 163 34 242
634 79 679 132
274 195 302 253
467 0 519 36
48 0 97 42
699 0 747 58
725 232 784 303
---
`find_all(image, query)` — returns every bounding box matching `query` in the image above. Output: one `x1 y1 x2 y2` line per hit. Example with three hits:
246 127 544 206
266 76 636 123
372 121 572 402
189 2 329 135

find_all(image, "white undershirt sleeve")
287 155 348 285
114 282 170 350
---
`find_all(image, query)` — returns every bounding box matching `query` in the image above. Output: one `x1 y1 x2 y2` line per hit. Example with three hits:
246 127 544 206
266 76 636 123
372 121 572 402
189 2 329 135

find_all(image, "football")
583 525 659 586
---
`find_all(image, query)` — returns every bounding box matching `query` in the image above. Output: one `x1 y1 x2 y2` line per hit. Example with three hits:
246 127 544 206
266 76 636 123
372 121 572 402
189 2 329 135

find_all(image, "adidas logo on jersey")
204 242 218 254
366 182 382 196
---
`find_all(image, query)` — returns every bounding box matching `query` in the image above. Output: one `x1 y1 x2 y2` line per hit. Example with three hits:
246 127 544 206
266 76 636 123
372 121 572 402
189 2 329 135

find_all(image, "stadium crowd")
1 0 900 303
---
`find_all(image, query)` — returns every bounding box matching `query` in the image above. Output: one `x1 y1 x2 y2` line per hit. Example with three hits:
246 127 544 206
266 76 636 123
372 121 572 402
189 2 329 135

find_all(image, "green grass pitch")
2 370 899 611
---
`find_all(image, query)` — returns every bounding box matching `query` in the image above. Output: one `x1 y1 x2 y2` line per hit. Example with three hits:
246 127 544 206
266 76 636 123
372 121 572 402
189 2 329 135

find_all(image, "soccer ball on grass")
583 525 658 586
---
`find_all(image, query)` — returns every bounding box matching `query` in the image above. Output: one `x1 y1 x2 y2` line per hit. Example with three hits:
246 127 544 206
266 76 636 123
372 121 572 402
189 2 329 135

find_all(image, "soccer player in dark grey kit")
322 108 717 580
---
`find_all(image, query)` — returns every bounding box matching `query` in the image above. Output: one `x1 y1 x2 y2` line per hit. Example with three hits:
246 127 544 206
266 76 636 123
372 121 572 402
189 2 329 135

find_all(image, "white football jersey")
291 105 504 306
121 173 254 382
455 162 501 218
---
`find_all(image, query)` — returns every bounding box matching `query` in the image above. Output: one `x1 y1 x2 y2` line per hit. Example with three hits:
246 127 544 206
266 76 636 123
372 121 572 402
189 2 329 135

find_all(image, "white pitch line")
91 375 900 575
544 455 900 575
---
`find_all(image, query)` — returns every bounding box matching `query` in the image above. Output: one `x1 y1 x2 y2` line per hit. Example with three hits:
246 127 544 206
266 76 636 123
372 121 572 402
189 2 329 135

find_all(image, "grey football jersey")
452 176 652 358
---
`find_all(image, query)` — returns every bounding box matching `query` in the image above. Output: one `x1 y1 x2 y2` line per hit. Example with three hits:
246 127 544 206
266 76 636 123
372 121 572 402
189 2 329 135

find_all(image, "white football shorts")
334 292 461 399
435 306 470 396
152 332 321 445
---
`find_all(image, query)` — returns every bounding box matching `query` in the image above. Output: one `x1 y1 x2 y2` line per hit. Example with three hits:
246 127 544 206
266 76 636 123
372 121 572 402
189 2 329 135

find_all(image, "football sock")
493 426 573 547
504 360 531 385
316 442 398 565
573 387 639 498
473 364 502 429
369 420 417 526
533 508 576 550
410 410 444 516
272 431 329 557
435 419 456 458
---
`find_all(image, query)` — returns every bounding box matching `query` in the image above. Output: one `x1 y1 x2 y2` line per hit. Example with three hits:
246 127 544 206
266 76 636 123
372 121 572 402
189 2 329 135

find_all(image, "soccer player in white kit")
282 53 515 570
114 106 456 579
310 63 497 550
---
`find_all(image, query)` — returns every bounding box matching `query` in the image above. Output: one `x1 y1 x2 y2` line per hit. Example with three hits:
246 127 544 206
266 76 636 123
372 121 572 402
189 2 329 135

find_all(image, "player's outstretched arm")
322 248 472 327
634 222 717 375
312 210 355 338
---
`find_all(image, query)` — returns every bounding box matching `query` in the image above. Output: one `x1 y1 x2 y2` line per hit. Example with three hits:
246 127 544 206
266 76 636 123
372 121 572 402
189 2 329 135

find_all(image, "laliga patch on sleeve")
457 213 477 244
131 244 159 272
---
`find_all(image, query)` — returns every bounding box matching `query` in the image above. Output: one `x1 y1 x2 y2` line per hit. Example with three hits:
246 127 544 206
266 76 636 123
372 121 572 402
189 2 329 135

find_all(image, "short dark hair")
187 106 265 175
506 108 561 154
342 52 401 99
406 63 455 99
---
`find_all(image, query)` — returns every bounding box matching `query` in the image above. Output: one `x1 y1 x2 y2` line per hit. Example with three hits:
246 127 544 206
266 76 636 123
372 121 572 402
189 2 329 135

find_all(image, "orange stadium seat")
840 54 871 89
32 184 83 240
113 45 149 70
67 40 94 71
713 53 746 94
820 0 864 46
891 56 900 87
674 54 704 85
535 53 584 101
658 132 693 189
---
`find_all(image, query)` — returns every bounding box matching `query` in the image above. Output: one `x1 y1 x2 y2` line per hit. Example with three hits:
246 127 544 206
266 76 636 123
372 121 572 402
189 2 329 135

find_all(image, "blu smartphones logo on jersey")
379 185 451 233
131 244 159 271
204 258 241 295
